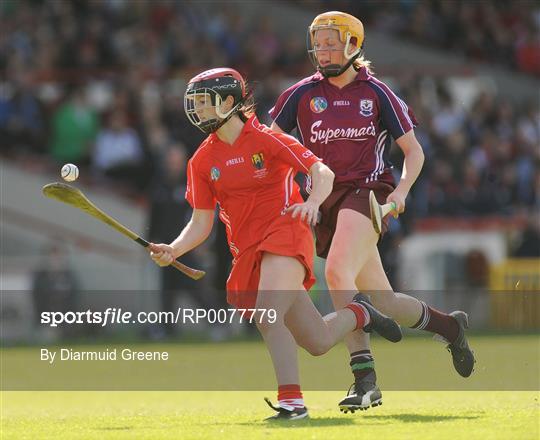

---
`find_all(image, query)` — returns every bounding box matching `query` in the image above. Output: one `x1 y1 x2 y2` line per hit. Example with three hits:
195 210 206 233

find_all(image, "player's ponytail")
237 86 256 123
353 56 374 75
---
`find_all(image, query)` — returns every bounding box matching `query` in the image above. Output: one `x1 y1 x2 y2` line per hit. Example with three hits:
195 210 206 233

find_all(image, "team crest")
310 97 328 114
210 166 220 181
360 99 373 117
251 153 265 170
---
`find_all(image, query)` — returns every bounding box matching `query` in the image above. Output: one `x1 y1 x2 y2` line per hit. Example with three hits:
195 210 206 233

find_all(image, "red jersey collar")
242 114 260 133
208 114 259 144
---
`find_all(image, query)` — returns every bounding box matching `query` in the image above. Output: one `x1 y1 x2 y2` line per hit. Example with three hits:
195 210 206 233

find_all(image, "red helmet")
184 68 247 134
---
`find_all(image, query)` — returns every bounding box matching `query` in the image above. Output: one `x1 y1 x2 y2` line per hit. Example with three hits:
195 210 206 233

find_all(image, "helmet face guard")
307 12 364 78
184 68 246 134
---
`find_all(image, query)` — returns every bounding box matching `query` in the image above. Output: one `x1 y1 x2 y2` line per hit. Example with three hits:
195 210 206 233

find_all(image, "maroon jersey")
269 67 418 188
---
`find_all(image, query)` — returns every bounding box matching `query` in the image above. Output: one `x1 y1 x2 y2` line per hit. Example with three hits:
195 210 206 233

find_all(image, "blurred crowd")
396 81 539 220
1 0 539 222
300 0 540 76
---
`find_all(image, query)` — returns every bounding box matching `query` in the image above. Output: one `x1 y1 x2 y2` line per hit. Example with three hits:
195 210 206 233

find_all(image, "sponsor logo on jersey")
210 166 220 181
310 97 328 114
360 99 374 117
309 120 376 144
226 157 245 166
333 100 350 106
251 152 268 178
251 153 265 170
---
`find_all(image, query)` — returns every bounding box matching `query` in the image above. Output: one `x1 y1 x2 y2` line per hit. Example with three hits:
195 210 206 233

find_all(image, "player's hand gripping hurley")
42 182 205 280
369 190 397 235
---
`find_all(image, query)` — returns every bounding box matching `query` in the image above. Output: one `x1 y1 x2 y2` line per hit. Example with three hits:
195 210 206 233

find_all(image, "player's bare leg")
257 252 401 420
256 252 310 420
355 248 422 326
324 209 387 412
284 290 400 355
355 250 475 378
285 293 355 355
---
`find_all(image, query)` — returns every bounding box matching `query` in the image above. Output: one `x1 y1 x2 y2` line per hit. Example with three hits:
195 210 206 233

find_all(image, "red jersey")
269 67 418 188
186 115 321 259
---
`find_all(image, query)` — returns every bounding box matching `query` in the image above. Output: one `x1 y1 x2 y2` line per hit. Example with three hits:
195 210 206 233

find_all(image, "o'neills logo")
310 120 376 144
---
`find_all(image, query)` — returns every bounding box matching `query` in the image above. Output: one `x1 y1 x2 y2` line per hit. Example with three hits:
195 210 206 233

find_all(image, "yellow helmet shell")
309 11 364 49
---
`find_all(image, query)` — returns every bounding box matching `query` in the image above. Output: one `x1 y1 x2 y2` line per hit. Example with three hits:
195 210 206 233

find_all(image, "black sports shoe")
339 370 382 413
353 293 402 343
435 311 475 377
264 398 309 421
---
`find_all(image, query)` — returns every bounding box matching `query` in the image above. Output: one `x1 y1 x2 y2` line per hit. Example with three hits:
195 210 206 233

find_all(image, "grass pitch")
1 391 538 439
1 335 539 439
3 334 539 390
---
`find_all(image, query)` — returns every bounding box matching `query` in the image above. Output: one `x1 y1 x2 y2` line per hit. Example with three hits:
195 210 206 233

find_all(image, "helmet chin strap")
215 95 236 119
210 95 245 132
319 32 362 78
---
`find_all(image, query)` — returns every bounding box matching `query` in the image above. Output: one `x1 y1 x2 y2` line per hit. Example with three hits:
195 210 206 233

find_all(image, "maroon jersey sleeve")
269 75 322 133
269 87 299 133
367 77 418 140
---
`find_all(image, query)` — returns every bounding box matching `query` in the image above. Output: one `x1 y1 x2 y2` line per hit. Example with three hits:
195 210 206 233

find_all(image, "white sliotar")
61 163 79 182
